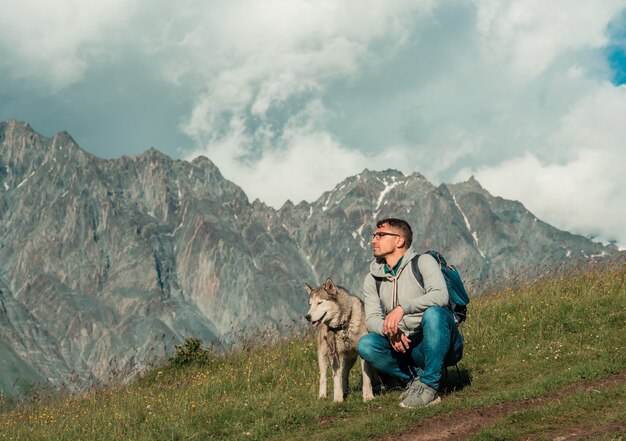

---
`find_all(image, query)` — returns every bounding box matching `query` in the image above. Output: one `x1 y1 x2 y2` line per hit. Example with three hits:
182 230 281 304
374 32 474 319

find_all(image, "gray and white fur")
305 278 375 402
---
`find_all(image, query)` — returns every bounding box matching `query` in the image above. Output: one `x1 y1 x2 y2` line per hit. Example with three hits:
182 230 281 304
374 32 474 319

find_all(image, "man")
357 218 464 408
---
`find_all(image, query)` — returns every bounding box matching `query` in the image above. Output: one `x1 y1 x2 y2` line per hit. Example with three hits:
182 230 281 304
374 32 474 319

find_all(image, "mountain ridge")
0 120 617 395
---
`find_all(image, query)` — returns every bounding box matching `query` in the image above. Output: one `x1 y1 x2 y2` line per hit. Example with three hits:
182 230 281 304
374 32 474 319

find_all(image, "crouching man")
357 218 464 408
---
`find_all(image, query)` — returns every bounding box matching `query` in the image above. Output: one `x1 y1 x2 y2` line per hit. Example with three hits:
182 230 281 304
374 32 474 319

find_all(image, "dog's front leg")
341 359 350 398
331 358 344 402
317 349 328 399
361 358 374 401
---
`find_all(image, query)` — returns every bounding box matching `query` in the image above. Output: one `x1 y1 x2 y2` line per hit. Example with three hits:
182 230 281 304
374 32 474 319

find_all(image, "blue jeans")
357 306 464 390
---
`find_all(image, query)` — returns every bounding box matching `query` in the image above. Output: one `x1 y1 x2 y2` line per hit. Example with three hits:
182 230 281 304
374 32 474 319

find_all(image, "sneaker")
399 377 416 400
399 380 441 408
398 369 424 400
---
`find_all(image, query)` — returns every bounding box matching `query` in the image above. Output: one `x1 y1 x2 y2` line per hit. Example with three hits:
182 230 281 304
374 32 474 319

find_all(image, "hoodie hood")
369 246 419 278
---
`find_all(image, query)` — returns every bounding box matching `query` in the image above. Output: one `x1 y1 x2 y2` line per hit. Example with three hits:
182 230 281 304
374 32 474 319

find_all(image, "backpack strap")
373 275 388 315
410 254 424 289
374 276 383 295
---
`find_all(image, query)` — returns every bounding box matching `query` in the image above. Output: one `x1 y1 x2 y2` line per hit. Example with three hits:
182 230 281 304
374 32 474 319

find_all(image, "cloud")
553 83 626 155
177 0 437 203
186 99 417 206
167 0 435 142
466 150 625 248
177 1 626 247
2 1 626 247
456 83 626 248
475 0 625 79
0 0 137 90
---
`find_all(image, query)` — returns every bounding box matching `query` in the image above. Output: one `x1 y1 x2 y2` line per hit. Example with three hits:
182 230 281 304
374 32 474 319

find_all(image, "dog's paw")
333 393 344 403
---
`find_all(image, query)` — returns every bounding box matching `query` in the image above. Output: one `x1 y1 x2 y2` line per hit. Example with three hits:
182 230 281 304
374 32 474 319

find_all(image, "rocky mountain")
0 120 616 395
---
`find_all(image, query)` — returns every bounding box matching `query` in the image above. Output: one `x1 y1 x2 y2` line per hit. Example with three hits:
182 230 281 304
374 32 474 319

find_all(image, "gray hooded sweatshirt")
363 246 449 337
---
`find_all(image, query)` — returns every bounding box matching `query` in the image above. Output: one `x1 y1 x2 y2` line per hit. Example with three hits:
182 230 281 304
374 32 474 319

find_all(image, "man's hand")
388 331 411 353
383 305 405 336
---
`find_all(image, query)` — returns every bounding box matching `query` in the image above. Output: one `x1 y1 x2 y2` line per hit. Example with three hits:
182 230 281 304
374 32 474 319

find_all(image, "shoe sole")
398 395 441 408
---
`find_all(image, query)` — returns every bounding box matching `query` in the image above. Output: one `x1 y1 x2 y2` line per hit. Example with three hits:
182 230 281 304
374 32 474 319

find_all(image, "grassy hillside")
1 261 624 440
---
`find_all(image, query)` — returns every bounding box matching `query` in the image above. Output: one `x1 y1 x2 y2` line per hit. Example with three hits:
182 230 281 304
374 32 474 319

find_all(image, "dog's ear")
324 278 337 296
304 283 313 295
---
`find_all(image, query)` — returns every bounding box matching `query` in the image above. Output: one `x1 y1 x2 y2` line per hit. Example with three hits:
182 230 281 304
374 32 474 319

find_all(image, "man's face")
371 223 404 258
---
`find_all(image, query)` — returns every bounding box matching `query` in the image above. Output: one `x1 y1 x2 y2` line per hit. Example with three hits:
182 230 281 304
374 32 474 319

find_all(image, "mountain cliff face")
0 120 615 395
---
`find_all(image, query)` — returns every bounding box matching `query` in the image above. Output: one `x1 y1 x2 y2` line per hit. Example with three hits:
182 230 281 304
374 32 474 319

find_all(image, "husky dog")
305 278 375 402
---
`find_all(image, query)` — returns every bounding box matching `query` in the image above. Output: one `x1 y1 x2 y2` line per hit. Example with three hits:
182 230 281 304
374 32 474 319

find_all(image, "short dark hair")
376 218 413 248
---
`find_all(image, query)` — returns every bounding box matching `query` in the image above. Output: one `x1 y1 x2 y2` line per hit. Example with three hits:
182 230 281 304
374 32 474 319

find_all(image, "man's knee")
421 306 449 329
357 333 383 362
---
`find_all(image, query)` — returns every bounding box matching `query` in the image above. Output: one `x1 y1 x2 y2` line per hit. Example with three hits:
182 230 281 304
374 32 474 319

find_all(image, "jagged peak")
447 174 488 195
406 171 428 181
279 198 310 215
400 172 436 192
191 155 218 169
0 121 97 162
146 146 163 155
52 130 78 145
252 198 270 210
133 147 172 161
280 199 295 210
462 175 488 193
3 119 34 132
308 168 409 210
295 200 311 210
189 155 227 182
467 175 481 185
356 168 405 182
49 130 99 161
436 182 453 195
1 119 39 142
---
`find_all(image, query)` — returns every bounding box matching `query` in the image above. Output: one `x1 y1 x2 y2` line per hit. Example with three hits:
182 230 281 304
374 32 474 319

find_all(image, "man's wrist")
397 302 410 314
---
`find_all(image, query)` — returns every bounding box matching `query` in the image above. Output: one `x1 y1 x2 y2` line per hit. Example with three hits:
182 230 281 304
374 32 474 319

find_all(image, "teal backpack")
412 251 470 324
375 250 470 323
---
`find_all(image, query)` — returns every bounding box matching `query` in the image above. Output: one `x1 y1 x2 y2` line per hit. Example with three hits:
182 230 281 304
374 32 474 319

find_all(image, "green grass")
472 382 626 440
1 262 625 440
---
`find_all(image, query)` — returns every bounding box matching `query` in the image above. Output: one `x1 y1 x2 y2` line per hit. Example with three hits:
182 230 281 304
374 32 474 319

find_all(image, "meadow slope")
1 259 624 440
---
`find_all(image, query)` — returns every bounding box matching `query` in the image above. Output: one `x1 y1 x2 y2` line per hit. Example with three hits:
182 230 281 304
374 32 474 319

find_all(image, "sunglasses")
371 232 401 240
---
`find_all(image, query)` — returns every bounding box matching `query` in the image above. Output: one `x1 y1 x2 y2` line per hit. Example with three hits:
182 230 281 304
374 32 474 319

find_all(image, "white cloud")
475 0 626 79
177 1 626 247
177 0 437 204
467 151 624 247
169 0 435 142
2 1 626 247
456 83 626 248
553 83 626 156
0 0 137 90
186 99 417 206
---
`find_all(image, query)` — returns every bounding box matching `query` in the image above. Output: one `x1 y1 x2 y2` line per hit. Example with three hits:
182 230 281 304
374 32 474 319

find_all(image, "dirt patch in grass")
533 421 626 441
379 371 626 441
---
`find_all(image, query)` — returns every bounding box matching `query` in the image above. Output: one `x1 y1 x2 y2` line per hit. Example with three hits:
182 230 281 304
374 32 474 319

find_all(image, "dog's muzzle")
306 312 326 329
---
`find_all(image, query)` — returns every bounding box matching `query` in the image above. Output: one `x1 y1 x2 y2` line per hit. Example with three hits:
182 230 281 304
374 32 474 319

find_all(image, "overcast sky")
1 0 625 248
